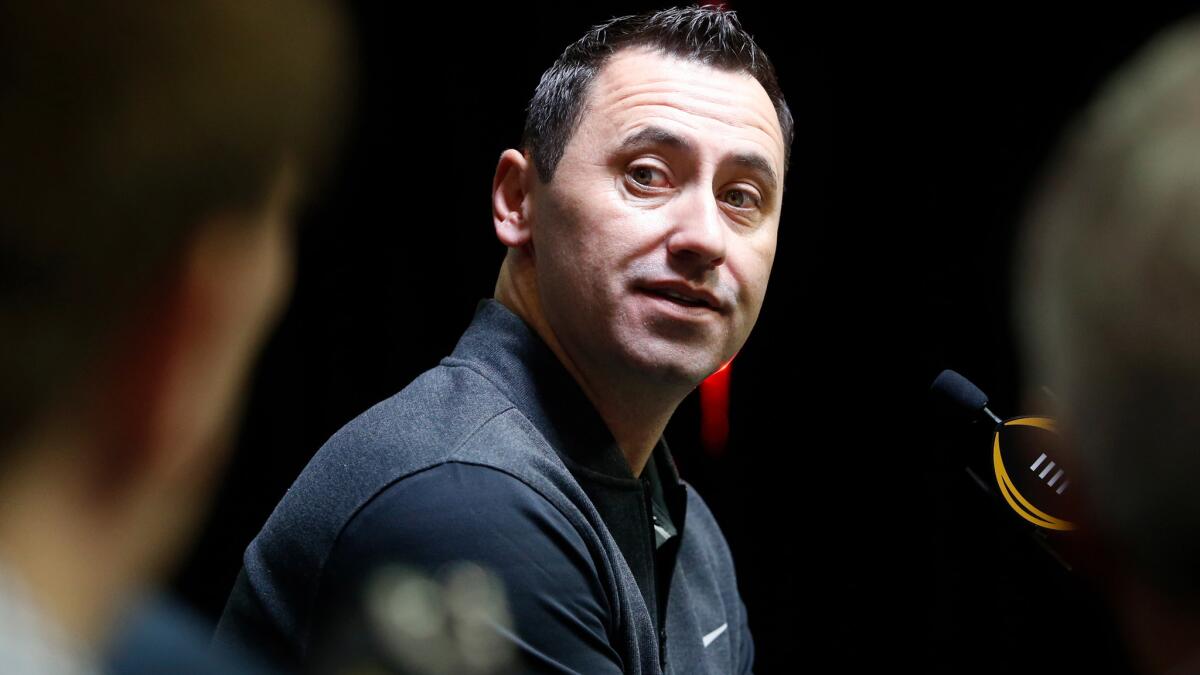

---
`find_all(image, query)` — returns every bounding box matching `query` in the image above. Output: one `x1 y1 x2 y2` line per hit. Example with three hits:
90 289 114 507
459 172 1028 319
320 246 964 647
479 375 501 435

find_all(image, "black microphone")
930 369 1002 424
929 369 1079 571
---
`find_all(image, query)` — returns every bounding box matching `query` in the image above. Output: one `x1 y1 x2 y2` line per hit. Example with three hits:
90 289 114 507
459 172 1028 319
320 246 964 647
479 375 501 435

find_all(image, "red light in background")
700 355 734 456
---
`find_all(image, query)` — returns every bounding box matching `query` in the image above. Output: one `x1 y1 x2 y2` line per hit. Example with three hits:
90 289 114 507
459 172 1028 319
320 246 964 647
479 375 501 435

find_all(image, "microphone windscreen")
930 369 989 413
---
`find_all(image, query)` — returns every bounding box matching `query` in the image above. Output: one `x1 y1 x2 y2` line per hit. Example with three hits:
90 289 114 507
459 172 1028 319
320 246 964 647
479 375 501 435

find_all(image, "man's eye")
628 165 668 188
723 189 758 210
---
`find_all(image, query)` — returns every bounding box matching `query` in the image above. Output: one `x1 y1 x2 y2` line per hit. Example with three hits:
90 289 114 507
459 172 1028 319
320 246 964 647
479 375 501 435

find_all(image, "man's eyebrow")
731 152 779 195
618 126 694 153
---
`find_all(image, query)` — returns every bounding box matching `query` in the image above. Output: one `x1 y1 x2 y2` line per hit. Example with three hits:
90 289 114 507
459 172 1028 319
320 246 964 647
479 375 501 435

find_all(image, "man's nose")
665 186 727 269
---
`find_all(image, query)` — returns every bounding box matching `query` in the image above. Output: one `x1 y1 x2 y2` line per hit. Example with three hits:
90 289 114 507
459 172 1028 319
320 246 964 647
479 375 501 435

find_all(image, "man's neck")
494 276 684 478
0 436 143 652
584 381 677 478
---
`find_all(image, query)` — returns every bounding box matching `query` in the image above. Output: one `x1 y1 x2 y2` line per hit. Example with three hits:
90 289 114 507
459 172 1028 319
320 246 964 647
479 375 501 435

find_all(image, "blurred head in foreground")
0 0 347 658
1018 17 1200 673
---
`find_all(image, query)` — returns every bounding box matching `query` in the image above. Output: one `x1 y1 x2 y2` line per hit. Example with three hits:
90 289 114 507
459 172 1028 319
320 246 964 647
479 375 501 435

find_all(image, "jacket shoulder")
310 462 628 673
220 361 531 662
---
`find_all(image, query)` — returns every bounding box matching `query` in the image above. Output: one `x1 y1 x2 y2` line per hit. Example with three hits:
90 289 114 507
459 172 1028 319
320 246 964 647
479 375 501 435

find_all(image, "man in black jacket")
217 7 791 673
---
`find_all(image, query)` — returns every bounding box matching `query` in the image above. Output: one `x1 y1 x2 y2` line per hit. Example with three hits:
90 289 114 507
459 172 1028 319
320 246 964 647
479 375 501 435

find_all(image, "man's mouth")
651 288 710 308
638 282 722 311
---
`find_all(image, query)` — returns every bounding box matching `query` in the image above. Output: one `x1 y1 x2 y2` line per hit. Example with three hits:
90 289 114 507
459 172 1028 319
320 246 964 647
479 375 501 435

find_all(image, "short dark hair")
521 5 793 183
0 1 349 452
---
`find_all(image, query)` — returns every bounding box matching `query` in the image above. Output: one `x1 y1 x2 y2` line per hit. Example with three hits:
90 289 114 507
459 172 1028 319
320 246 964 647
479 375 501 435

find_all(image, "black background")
172 4 1196 672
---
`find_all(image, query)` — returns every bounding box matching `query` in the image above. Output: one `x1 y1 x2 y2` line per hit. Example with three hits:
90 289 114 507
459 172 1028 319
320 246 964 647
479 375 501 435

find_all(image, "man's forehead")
582 46 786 171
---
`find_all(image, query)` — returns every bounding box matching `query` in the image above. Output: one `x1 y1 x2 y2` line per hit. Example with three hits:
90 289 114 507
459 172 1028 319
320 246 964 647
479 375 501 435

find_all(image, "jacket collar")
448 299 689 634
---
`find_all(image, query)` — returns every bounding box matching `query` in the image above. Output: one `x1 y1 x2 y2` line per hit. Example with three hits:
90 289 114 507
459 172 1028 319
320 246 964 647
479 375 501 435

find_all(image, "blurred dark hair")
521 4 793 182
1018 18 1200 600
0 1 350 452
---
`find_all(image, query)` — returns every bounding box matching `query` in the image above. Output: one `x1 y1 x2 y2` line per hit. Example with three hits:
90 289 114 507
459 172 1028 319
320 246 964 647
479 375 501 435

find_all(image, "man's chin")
618 344 724 389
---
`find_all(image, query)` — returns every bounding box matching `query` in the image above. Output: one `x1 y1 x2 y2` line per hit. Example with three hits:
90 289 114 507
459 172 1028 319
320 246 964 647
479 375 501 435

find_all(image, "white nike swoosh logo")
702 623 728 647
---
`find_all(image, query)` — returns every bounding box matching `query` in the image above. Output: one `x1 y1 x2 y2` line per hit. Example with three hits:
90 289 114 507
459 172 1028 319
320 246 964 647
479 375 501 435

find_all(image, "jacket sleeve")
310 462 625 674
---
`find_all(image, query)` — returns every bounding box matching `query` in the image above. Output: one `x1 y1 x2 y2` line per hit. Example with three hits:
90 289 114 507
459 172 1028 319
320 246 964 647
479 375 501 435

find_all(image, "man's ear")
493 149 535 250
84 257 212 497
88 205 291 499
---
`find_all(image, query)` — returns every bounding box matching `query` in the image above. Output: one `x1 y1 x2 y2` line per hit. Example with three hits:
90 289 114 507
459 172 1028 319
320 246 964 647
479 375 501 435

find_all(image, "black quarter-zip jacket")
214 299 754 674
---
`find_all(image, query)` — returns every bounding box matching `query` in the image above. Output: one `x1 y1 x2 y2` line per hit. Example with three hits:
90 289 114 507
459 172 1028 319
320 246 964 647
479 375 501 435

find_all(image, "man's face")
529 46 786 388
